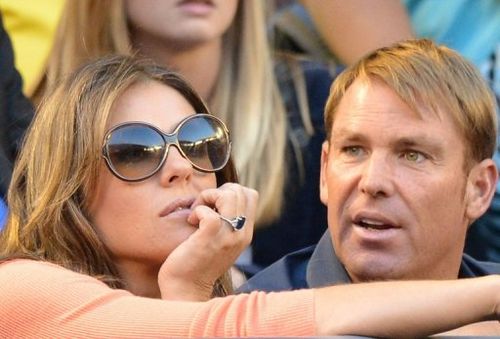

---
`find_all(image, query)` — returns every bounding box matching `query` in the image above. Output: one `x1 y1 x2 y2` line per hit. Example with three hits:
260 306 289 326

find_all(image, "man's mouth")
357 218 390 230
353 214 399 231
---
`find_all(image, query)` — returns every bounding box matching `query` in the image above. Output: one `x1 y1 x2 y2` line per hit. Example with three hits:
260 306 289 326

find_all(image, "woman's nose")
159 145 193 186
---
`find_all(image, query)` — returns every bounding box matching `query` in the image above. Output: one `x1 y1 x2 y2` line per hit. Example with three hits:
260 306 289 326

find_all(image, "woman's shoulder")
0 259 112 304
0 259 130 336
1 258 66 276
0 258 89 279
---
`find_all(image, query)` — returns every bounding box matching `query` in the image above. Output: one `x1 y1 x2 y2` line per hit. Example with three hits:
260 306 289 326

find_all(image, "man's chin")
344 257 409 282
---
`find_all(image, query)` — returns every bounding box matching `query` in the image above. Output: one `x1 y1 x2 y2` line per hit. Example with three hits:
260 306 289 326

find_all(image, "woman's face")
89 80 217 271
125 0 239 48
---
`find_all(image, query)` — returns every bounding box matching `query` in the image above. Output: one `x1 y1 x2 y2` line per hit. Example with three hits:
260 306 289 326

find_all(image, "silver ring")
220 215 246 231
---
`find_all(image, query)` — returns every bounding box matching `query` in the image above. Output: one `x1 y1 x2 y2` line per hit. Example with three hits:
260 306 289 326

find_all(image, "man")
240 39 500 334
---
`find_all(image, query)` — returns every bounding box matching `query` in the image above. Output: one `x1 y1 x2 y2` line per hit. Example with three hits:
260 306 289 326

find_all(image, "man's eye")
343 146 362 156
403 151 424 163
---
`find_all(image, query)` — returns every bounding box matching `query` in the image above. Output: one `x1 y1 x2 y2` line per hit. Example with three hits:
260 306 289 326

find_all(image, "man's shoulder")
238 245 315 293
460 253 500 277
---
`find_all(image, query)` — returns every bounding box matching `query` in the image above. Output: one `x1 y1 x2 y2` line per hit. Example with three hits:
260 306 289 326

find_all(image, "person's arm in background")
0 12 34 199
300 0 414 65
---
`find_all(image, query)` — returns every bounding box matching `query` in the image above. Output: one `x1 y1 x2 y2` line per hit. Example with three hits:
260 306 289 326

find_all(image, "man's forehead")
330 125 447 149
332 78 455 132
330 95 465 154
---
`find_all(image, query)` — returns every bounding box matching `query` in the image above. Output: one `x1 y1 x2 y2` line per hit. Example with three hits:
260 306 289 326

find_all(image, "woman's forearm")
315 275 499 337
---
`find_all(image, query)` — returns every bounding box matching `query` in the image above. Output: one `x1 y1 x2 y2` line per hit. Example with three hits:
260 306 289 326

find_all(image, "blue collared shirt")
239 231 500 293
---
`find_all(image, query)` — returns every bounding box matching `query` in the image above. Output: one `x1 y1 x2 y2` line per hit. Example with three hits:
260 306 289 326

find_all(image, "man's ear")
319 141 330 205
465 158 498 221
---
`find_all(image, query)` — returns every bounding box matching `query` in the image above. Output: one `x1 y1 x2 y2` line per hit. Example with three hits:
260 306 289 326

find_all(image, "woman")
0 55 499 337
2 54 254 301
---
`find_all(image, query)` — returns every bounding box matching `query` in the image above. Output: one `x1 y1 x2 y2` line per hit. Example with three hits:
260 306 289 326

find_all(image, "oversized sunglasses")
102 114 231 181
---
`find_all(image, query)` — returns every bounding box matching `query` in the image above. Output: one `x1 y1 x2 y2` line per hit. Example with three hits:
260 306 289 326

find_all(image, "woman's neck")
116 260 162 298
131 35 222 101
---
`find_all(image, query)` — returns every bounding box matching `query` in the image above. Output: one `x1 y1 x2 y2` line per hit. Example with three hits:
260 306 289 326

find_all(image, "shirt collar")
306 231 352 287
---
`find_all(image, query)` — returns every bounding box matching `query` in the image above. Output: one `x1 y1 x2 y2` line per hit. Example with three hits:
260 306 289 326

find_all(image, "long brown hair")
1 55 237 296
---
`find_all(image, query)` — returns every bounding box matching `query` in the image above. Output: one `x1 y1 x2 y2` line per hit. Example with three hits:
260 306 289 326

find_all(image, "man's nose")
358 153 394 198
159 145 193 186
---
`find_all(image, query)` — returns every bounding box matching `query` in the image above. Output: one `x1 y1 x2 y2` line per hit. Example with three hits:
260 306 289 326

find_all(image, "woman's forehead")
106 81 196 132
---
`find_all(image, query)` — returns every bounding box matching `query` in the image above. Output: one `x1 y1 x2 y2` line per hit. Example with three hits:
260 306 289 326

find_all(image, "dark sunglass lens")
106 125 165 180
178 116 229 171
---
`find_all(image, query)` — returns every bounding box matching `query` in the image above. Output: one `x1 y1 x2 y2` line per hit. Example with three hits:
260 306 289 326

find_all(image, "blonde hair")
325 39 497 166
36 0 287 227
2 56 236 296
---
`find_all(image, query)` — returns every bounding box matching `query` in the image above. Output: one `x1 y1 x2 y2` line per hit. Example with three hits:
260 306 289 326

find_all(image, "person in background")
0 12 34 200
1 54 500 338
271 0 414 65
0 0 66 96
241 39 500 336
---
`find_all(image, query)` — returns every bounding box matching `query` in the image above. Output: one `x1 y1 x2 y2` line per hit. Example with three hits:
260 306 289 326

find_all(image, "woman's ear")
465 158 498 221
319 141 330 205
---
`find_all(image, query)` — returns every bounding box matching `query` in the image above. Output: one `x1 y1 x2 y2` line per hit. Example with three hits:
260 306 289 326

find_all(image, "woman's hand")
158 183 258 301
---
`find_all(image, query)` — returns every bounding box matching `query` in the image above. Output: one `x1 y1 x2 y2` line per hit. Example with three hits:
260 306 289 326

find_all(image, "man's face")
320 78 492 282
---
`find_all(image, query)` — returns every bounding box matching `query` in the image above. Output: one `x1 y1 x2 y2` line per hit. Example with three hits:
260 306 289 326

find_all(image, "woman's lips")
177 0 215 16
159 197 195 217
